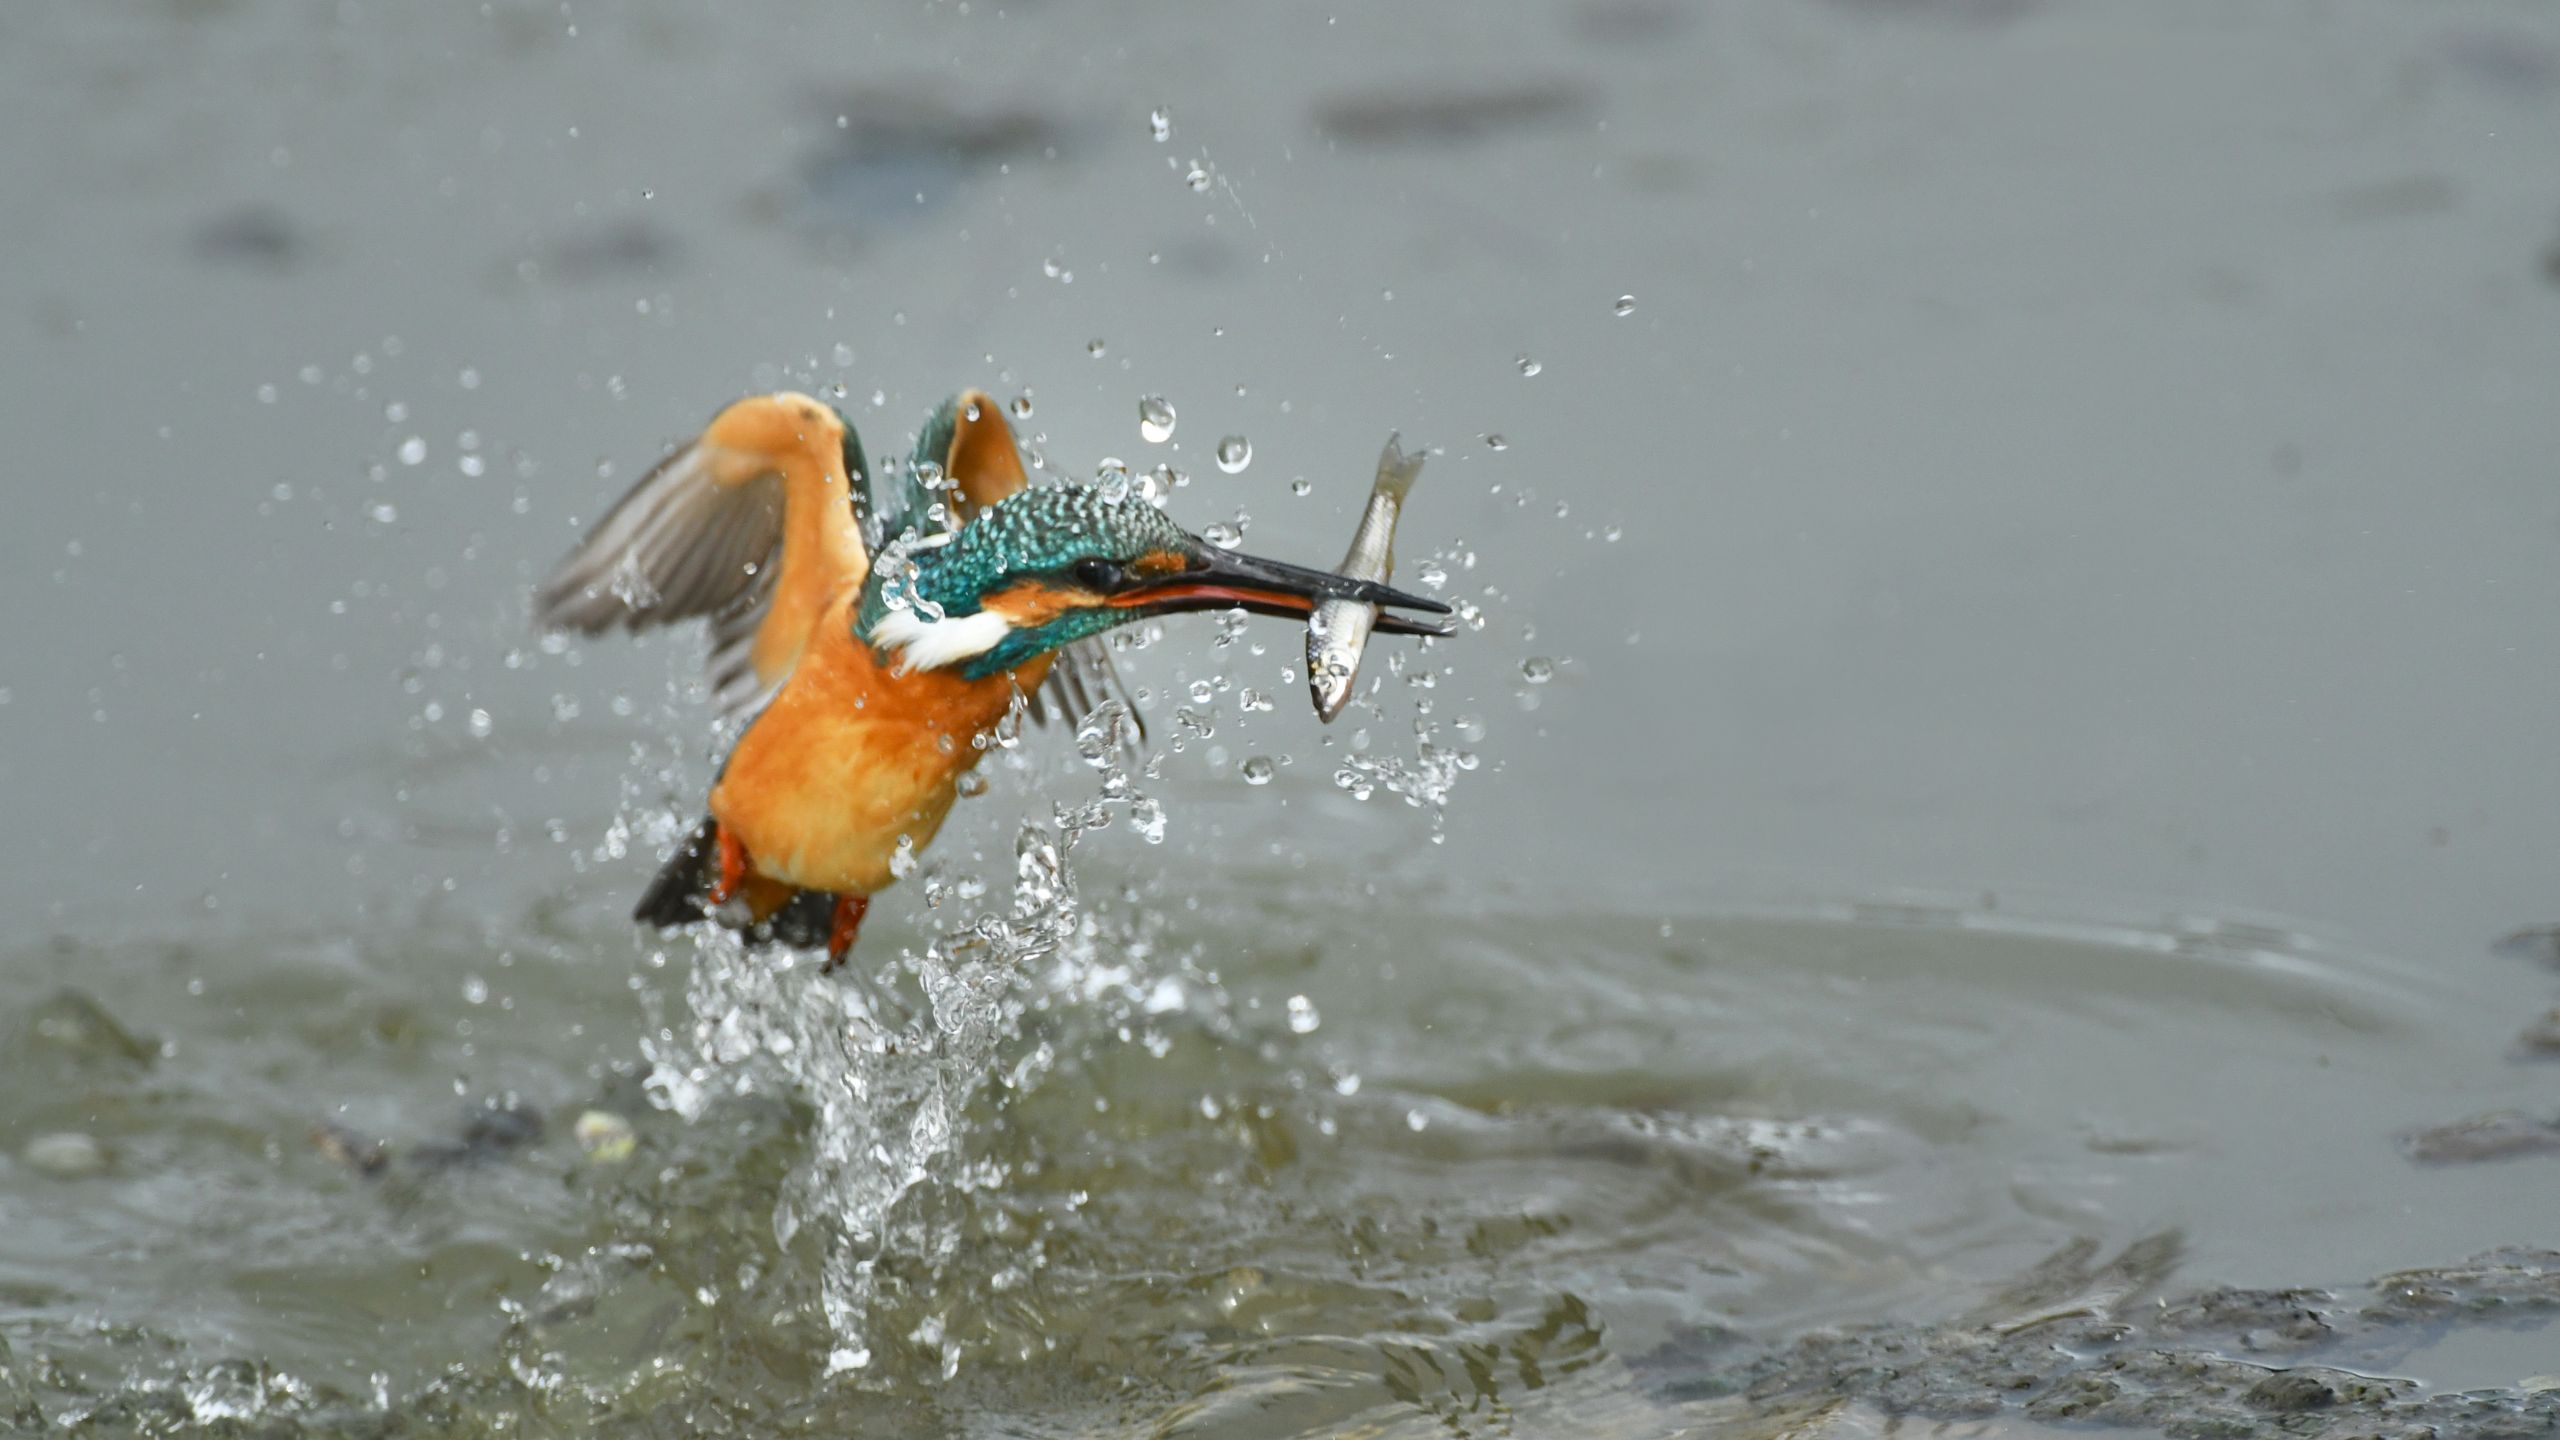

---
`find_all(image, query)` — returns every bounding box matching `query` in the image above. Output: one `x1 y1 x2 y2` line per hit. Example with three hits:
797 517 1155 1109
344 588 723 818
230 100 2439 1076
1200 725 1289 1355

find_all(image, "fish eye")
1070 557 1125 591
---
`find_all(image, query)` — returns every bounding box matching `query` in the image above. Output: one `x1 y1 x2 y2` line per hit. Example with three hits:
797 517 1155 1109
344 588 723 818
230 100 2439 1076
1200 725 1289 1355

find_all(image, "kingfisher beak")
1116 542 1457 636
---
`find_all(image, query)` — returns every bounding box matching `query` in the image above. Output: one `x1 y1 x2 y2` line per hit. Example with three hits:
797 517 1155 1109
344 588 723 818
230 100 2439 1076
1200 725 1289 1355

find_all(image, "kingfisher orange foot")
823 896 870 973
536 387 1453 972
709 827 749 907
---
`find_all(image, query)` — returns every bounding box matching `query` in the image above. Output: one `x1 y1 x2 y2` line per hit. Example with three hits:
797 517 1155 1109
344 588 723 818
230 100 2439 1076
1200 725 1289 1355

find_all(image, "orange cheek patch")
982 580 1096 628
1130 548 1190 579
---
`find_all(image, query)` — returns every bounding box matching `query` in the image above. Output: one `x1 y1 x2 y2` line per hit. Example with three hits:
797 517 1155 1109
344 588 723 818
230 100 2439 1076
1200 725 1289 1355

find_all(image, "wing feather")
534 442 788 718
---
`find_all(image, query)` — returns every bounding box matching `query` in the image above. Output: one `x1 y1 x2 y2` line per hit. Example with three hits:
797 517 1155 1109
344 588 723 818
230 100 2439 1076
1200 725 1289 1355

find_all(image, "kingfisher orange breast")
707 592 1050 896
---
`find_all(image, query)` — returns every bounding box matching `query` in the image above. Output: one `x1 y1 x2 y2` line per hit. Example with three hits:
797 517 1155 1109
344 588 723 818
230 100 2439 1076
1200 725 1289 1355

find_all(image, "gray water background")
5 0 2560 1429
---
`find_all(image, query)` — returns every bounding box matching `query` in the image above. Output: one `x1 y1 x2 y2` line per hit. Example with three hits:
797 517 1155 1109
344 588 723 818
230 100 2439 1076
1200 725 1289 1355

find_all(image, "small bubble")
1454 714 1488 743
1484 434 1509 451
1149 107 1172 142
1613 294 1636 317
457 366 481 390
1215 435 1252 473
1515 356 1542 378
1521 656 1555 684
1184 163 1212 193
1087 338 1107 359
1290 478 1312 496
1242 755 1275 785
1138 395 1177 443
397 436 427 466
831 342 855 367
255 383 277 404
1286 994 1320 1034
1009 392 1034 419
1202 520 1241 549
889 834 918 879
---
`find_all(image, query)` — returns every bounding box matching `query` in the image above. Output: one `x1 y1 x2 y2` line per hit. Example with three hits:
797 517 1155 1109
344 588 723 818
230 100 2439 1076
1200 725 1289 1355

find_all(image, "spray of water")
634 698 1174 1377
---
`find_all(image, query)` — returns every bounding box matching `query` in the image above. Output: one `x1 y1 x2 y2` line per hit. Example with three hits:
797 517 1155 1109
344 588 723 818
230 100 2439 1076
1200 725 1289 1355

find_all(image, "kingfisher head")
856 487 1450 680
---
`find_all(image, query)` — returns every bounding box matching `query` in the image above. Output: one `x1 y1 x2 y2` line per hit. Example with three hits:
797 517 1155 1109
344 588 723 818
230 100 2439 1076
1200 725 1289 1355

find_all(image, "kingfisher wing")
911 390 1147 750
535 408 875 719
1026 639 1148 748
873 389 1030 543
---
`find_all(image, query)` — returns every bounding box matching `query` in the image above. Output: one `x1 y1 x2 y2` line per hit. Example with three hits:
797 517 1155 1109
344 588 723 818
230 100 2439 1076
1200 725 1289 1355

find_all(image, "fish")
1307 433 1430 721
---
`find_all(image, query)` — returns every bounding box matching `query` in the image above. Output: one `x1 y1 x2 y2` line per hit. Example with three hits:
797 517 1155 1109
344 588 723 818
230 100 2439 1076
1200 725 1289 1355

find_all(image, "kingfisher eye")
1070 557 1125 591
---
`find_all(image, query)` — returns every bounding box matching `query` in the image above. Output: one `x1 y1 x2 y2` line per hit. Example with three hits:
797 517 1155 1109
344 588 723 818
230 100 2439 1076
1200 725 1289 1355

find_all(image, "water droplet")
1286 994 1320 1034
1184 163 1212 193
1201 521 1241 549
1416 559 1448 590
1009 392 1034 419
1454 714 1488 743
1613 294 1636 317
1094 458 1132 504
1149 107 1172 142
1290 478 1312 496
1138 395 1177 444
1130 796 1167 845
397 436 427 466
1087 338 1107 359
831 341 855 367
889 834 918 878
1521 656 1555 684
1242 755 1275 786
1215 435 1251 473
1484 434 1509 452
1515 355 1542 378
255 382 277 404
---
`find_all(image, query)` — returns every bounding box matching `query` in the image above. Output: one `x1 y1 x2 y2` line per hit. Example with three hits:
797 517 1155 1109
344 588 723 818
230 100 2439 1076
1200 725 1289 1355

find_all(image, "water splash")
636 698 1188 1378
1320 647 1478 842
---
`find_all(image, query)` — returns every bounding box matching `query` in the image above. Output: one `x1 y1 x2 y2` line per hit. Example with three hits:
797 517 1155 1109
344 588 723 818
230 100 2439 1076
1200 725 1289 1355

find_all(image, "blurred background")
5 2 2560 1434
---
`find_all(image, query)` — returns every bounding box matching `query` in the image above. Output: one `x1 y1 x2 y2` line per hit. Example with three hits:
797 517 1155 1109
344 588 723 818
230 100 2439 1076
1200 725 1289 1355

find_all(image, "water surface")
5 1 2560 1433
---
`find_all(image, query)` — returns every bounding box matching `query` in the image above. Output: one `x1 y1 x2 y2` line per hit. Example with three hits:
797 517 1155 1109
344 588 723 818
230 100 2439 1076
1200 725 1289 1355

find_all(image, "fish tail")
1372 432 1426 501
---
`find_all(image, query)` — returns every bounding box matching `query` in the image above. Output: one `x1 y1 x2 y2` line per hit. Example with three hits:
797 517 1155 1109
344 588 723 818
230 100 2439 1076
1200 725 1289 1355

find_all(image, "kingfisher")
536 389 1450 969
